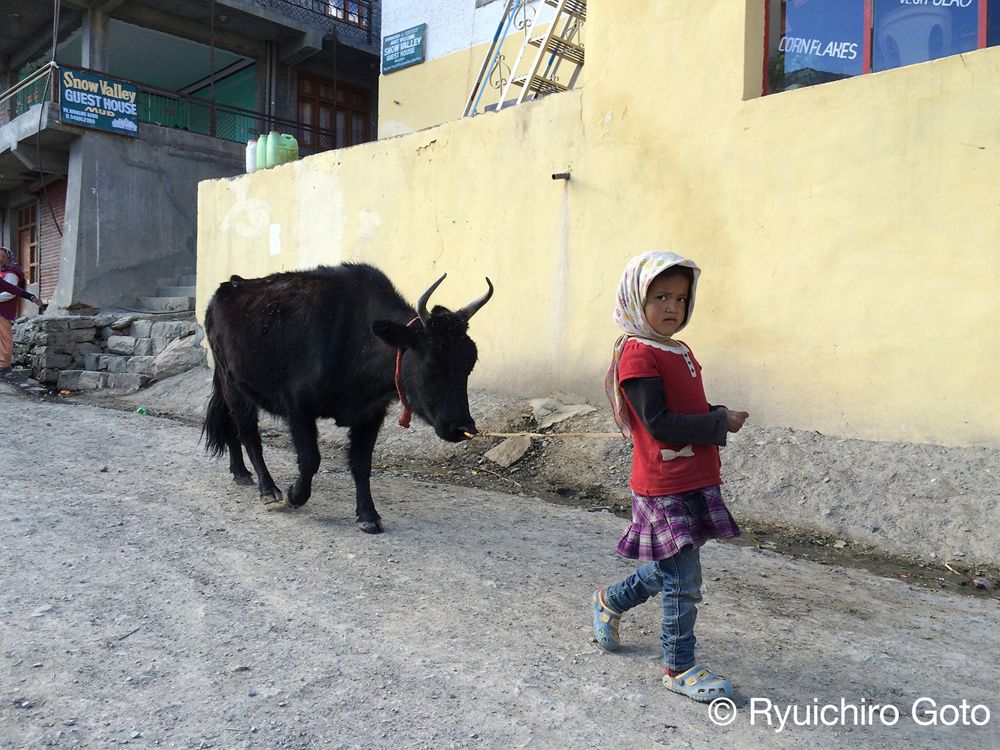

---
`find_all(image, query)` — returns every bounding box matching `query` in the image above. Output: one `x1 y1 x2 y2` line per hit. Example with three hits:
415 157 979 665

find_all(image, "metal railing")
138 83 338 153
1 64 338 155
0 62 59 126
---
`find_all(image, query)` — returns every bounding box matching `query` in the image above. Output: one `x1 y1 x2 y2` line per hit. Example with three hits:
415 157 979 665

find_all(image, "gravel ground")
2 376 999 749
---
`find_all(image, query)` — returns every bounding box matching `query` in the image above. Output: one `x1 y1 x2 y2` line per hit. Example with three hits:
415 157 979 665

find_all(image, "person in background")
0 245 46 373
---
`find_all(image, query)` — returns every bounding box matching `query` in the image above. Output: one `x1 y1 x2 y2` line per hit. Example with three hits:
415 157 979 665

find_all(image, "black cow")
202 263 493 533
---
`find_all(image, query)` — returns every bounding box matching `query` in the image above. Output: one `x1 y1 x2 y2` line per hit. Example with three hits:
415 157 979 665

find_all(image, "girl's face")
643 272 690 338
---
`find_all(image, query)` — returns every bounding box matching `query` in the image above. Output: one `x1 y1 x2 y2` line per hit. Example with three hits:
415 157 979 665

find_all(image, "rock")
78 371 107 390
529 396 597 430
484 435 533 468
126 356 157 376
152 334 207 380
105 373 148 392
106 335 137 356
56 370 83 391
130 320 154 338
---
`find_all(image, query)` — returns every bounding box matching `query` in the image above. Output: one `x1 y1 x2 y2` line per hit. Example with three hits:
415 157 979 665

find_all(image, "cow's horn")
417 273 447 326
458 278 494 320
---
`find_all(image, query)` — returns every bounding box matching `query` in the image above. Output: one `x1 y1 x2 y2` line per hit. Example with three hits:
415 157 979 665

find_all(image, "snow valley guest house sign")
59 68 138 136
382 24 426 74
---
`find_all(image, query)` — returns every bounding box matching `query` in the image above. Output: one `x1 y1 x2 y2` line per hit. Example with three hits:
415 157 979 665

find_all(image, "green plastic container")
266 132 299 167
255 132 270 171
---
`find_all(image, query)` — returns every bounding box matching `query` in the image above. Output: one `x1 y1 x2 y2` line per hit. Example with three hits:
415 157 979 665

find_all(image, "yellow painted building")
198 0 1000 447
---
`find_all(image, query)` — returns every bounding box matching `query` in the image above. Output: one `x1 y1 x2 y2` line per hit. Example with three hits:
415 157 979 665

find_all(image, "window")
766 0 1000 94
297 72 371 151
327 0 370 30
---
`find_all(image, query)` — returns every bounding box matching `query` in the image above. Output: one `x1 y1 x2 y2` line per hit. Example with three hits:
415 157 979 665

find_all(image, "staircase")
463 0 586 117
139 272 197 313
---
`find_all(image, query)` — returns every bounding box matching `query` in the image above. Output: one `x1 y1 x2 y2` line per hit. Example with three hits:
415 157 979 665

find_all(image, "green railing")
137 84 337 153
1 64 337 155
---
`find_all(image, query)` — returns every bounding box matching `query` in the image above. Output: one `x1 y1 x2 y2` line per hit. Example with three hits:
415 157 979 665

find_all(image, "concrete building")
0 0 381 313
196 0 1000 447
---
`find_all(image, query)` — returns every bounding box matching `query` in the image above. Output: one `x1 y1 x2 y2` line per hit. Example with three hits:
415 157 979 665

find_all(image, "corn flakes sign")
59 68 138 136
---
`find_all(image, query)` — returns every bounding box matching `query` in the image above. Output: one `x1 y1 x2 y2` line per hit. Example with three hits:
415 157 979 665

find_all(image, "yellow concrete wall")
198 0 1000 447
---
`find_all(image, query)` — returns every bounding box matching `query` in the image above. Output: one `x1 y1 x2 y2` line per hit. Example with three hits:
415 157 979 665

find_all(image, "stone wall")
11 314 205 393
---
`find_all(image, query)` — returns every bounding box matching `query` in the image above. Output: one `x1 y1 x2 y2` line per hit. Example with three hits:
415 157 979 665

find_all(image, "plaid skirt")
615 484 741 561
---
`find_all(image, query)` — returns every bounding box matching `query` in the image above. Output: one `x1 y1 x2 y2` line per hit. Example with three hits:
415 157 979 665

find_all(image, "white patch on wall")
269 223 282 256
354 209 383 262
382 0 554 62
359 210 382 237
220 180 271 239
298 166 346 267
549 184 571 370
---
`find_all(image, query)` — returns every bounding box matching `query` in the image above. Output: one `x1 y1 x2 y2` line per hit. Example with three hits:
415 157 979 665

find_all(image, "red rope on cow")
395 317 420 428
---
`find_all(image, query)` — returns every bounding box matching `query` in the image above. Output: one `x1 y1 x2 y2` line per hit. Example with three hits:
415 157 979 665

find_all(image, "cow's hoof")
261 489 284 505
356 517 384 534
287 483 310 508
233 474 254 487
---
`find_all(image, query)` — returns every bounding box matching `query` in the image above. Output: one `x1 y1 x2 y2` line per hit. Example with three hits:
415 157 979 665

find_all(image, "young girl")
592 250 748 702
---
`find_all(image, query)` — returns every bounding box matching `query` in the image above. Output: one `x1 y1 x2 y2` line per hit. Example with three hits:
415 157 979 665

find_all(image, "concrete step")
177 274 197 287
57 369 151 393
157 285 196 297
138 296 194 313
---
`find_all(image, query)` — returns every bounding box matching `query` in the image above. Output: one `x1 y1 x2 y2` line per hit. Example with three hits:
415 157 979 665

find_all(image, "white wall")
381 0 554 61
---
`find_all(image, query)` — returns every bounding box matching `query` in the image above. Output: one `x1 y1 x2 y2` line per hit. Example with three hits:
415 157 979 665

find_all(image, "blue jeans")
603 546 703 671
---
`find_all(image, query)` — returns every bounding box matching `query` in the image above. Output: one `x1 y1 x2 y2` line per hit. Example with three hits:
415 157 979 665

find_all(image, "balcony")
0 63 337 151
262 0 378 47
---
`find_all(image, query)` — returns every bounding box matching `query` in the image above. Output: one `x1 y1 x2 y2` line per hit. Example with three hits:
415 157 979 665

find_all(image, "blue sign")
781 0 866 80
59 68 138 136
872 0 979 72
382 24 426 74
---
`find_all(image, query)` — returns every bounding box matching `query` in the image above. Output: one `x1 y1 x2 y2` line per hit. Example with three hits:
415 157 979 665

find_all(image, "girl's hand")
725 409 749 433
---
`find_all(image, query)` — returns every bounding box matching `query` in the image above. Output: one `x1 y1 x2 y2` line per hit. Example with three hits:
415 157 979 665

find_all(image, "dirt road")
2 384 998 749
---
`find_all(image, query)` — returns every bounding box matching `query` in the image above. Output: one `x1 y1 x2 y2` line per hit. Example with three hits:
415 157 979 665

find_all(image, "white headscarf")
605 251 701 437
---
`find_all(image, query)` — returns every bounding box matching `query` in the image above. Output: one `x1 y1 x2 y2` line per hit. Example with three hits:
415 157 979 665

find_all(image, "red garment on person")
0 265 27 322
617 338 721 496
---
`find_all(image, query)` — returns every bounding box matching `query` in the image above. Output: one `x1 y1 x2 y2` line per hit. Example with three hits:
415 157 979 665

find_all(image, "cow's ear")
372 320 419 349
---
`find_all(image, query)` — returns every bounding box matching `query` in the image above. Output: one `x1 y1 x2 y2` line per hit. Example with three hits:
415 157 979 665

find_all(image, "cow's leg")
227 435 254 486
204 371 253 486
286 414 320 508
348 418 383 534
230 398 282 504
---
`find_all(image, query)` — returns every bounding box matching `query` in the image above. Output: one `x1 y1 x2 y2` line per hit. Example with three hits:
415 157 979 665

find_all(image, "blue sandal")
663 665 733 702
591 588 622 651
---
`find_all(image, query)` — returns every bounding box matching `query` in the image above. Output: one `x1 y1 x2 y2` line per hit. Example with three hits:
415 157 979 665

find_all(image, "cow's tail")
203 366 236 459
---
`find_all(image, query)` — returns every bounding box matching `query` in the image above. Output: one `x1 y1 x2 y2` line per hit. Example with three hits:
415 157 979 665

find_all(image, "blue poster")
781 0 866 84
872 0 979 72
